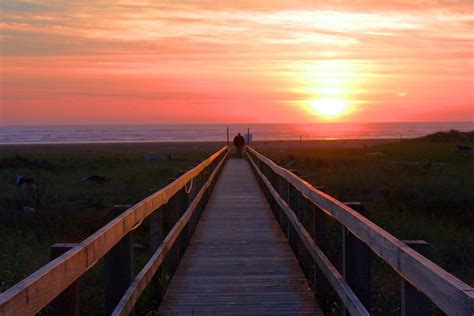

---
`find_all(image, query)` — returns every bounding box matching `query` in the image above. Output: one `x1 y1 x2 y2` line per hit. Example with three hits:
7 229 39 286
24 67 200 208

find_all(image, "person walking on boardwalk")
233 133 246 158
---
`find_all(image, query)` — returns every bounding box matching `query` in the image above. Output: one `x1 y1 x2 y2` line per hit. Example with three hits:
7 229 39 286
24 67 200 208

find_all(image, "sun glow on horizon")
294 60 358 120
310 98 349 118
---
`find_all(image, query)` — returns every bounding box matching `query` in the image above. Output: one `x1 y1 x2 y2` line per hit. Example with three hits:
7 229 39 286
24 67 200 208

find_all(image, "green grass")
257 139 473 315
0 142 221 314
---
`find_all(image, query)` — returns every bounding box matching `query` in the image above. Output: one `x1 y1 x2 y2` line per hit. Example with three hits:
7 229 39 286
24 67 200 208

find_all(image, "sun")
310 98 348 117
291 59 359 120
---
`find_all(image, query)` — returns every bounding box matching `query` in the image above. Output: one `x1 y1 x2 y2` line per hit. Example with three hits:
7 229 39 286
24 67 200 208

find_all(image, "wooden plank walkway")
159 158 322 315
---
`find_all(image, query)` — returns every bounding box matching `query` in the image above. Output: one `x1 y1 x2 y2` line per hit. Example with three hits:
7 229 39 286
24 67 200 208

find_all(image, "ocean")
0 122 473 144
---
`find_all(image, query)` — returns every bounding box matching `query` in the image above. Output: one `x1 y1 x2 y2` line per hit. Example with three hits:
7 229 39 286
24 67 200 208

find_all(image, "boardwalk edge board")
247 146 474 316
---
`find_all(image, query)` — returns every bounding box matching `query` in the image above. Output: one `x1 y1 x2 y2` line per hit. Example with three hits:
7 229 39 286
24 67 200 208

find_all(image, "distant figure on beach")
233 133 246 157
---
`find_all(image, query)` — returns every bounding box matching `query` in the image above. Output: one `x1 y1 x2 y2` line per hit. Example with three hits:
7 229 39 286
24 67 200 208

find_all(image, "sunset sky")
1 1 473 125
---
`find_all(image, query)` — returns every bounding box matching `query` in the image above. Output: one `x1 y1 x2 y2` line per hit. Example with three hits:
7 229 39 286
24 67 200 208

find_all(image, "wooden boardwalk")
159 158 322 315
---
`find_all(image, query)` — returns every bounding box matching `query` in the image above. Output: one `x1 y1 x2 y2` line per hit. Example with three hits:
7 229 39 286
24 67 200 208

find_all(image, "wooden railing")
246 146 474 316
0 146 229 315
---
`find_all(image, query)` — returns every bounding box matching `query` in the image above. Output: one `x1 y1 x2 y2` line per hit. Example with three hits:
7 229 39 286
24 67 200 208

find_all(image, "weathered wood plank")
247 146 474 315
158 159 322 315
0 146 228 316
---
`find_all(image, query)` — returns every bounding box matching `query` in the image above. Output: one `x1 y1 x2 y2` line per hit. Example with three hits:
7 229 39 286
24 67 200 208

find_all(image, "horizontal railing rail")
246 146 474 316
0 146 229 315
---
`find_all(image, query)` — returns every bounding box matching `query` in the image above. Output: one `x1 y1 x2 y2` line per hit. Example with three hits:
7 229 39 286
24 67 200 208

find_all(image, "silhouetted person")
233 133 246 157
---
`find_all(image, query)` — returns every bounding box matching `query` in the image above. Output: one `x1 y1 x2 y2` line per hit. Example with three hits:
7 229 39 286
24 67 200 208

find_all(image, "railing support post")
312 186 331 304
343 202 371 315
278 177 289 236
150 207 163 301
105 232 133 316
150 209 162 253
50 243 80 316
167 177 180 276
401 240 432 316
296 190 312 282
178 180 189 260
288 183 299 256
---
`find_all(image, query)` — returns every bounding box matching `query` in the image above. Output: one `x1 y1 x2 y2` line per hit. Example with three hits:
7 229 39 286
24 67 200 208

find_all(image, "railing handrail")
0 145 229 315
246 146 474 316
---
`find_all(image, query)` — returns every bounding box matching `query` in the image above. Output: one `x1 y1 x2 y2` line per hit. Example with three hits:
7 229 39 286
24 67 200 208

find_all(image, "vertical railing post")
298 176 308 226
296 189 312 281
105 232 133 316
178 171 190 260
278 176 289 236
188 166 200 235
272 174 281 220
50 243 80 316
342 202 372 315
196 171 205 219
168 177 180 276
288 182 299 256
150 207 163 253
150 206 163 301
312 185 330 304
401 240 432 316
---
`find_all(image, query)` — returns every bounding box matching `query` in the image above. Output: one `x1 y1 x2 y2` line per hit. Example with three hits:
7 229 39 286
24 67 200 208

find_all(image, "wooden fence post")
268 170 278 215
312 186 331 304
178 175 190 260
188 170 199 235
288 183 299 256
150 208 162 253
401 240 432 316
296 189 312 282
278 176 289 236
150 207 163 301
271 174 281 220
343 202 371 315
105 233 133 316
167 177 180 276
50 243 80 316
195 172 205 220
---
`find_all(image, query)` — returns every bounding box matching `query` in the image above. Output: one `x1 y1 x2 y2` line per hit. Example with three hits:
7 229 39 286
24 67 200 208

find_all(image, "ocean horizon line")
1 122 473 145
1 120 473 127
